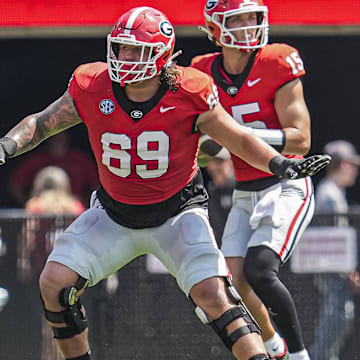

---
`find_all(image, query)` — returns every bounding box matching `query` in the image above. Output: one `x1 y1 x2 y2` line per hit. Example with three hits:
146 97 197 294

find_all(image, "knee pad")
194 276 262 351
41 276 89 339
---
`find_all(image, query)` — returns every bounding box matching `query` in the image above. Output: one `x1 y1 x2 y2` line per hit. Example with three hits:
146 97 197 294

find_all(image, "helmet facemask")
107 34 170 86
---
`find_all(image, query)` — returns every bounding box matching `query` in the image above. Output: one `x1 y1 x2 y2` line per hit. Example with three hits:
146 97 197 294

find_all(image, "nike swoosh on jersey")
247 78 261 87
160 106 176 113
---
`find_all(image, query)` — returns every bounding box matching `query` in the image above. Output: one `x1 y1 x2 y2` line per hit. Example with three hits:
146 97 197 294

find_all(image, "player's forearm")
248 128 285 153
5 114 49 156
198 108 278 174
225 130 279 174
5 91 81 157
246 126 310 155
201 123 277 174
199 127 286 159
280 127 310 155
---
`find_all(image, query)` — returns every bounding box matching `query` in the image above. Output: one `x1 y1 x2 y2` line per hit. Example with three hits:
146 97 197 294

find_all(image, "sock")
66 350 91 360
289 349 310 360
264 332 285 357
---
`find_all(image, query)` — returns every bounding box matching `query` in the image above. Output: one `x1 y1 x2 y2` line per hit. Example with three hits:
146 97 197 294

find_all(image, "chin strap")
168 49 183 63
198 25 212 39
198 26 219 46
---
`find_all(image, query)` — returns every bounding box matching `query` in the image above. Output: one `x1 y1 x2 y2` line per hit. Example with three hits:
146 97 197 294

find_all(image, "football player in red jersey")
192 1 314 359
0 6 329 360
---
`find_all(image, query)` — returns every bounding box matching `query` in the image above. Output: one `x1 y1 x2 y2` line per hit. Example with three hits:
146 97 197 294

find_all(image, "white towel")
249 183 282 230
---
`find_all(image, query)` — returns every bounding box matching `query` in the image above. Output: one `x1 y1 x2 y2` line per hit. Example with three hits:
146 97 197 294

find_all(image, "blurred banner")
291 226 358 273
1 0 360 27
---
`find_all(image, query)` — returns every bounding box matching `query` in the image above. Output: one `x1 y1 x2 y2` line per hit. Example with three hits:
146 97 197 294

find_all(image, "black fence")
0 211 359 360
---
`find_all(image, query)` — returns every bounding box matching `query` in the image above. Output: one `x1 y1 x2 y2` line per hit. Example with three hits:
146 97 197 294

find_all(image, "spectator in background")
206 148 235 247
348 270 360 295
9 132 98 207
19 166 85 360
25 166 85 216
310 140 360 360
18 166 85 283
316 140 360 216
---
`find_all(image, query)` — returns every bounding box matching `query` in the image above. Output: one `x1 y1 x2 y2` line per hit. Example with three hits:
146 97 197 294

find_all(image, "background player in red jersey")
0 6 328 360
192 1 314 359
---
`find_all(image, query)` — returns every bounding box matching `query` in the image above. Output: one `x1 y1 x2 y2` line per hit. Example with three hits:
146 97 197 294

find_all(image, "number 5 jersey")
191 43 305 184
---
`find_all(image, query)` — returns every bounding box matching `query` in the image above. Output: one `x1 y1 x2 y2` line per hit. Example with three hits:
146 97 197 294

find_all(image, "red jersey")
68 62 217 205
191 43 304 182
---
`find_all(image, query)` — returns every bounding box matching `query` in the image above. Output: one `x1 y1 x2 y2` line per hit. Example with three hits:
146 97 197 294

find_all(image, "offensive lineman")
192 0 314 359
0 7 329 360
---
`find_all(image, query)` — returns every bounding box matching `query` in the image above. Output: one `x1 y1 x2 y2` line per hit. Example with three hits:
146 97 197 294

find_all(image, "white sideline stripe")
124 6 150 35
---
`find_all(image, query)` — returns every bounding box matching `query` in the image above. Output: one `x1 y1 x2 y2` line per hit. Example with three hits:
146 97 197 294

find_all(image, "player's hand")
284 154 331 179
269 154 331 179
0 137 18 165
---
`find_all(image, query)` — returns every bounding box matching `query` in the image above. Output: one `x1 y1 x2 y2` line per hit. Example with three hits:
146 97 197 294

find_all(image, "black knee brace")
210 305 261 350
41 276 89 339
195 277 262 351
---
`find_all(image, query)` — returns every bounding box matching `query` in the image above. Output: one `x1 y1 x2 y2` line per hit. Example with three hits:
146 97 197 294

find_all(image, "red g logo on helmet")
107 7 175 86
203 0 269 52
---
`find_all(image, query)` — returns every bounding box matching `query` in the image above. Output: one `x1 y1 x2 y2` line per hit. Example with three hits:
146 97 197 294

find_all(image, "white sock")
264 332 285 357
289 349 311 360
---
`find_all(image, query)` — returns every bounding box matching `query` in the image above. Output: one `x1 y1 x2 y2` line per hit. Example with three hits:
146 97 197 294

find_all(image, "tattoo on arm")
6 91 82 156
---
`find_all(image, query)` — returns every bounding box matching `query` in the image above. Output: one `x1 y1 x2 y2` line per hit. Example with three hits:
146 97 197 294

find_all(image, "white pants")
47 199 228 296
221 177 315 263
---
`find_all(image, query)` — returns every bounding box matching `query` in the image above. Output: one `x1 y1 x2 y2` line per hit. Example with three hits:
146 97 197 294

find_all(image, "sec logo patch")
99 99 115 115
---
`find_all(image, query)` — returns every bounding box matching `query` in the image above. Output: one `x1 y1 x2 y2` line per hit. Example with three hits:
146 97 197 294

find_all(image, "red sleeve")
190 52 219 71
271 44 306 84
68 62 108 102
179 66 220 114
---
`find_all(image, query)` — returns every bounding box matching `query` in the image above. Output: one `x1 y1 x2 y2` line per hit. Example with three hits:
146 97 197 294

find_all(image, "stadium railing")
0 210 359 360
